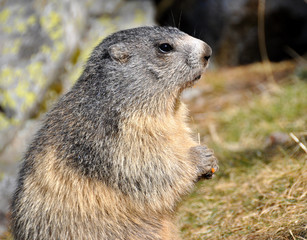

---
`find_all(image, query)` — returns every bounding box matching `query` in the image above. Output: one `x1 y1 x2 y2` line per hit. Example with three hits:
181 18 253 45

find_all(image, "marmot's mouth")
188 74 202 86
179 74 202 92
193 75 201 81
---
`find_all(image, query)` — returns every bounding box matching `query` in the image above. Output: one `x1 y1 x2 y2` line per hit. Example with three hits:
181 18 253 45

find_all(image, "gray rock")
87 0 123 17
0 0 86 152
0 175 16 236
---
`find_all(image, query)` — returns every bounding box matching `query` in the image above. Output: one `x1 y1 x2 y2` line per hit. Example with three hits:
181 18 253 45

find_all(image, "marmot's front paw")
190 145 219 180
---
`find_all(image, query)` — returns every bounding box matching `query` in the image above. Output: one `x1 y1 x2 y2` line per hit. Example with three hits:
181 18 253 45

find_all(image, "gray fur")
11 26 217 240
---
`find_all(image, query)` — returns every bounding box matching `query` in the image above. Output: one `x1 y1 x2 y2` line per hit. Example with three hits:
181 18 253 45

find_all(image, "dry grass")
178 60 307 240
178 153 306 240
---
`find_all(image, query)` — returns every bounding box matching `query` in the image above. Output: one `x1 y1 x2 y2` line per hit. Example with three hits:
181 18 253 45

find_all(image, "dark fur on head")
80 26 208 114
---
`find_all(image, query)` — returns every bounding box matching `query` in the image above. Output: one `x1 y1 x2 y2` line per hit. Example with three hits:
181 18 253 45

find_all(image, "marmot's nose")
203 44 212 64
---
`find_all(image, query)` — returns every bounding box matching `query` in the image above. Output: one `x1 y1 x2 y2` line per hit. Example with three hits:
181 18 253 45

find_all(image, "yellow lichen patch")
16 81 29 98
27 62 44 81
26 15 36 26
51 41 65 61
98 16 117 34
2 39 21 55
0 112 21 130
0 113 11 130
0 66 14 85
2 11 37 35
0 8 11 23
15 20 27 34
15 69 22 79
66 38 101 85
12 39 22 54
41 44 52 55
2 91 17 109
0 69 33 116
50 27 63 40
134 9 146 24
2 25 13 34
27 61 47 88
67 64 82 85
23 92 36 111
40 10 64 41
40 11 61 33
98 16 112 26
14 80 36 112
39 10 65 60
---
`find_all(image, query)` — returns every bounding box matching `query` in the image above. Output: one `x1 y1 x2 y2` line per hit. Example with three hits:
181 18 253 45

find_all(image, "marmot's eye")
159 43 173 53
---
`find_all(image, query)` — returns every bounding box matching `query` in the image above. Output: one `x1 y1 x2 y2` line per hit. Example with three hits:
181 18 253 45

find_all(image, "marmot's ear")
108 43 130 63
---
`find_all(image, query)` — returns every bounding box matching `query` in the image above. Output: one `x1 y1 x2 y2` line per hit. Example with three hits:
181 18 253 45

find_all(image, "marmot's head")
81 26 211 114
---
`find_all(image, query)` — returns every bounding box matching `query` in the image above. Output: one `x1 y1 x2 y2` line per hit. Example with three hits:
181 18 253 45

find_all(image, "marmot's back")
11 26 217 240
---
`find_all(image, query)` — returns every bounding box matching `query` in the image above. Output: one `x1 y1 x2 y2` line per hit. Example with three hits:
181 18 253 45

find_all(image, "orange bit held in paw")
211 168 215 173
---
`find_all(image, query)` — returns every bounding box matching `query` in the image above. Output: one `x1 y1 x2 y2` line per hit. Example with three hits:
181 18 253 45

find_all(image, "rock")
265 132 291 147
0 175 16 236
0 0 86 152
154 0 307 66
0 120 39 165
87 0 123 17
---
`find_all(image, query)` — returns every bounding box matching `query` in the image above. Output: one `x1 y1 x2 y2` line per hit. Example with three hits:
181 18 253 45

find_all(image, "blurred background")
0 0 306 239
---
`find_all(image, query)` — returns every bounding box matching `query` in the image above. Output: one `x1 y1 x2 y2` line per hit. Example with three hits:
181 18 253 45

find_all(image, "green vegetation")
218 81 306 143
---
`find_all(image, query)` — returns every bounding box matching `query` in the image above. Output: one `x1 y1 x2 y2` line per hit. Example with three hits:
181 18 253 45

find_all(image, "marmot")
11 26 218 240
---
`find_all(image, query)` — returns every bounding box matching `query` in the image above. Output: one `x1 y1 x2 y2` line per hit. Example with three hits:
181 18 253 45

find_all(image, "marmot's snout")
185 35 212 71
203 43 212 65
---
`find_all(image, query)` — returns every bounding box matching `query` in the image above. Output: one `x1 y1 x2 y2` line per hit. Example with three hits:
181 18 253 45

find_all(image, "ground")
178 60 307 240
